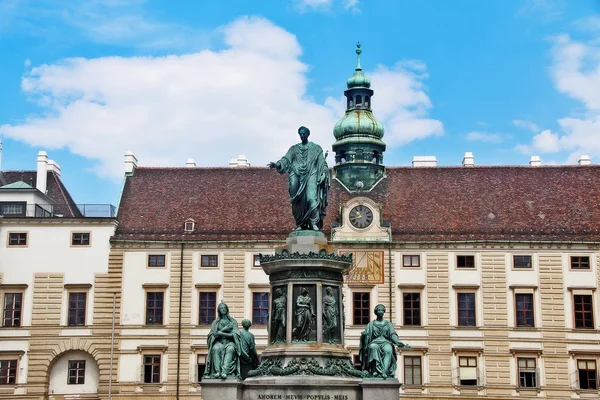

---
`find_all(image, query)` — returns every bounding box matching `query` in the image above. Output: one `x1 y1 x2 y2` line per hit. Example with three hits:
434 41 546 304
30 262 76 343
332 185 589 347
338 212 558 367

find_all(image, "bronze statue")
204 302 241 379
322 286 338 343
268 126 330 231
359 304 409 379
271 287 287 343
292 287 315 341
239 319 259 373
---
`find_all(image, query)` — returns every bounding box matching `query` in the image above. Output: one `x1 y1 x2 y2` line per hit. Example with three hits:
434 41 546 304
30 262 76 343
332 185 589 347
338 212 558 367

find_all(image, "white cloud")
512 119 540 132
518 0 565 21
516 34 600 162
342 0 360 12
364 61 443 146
1 16 442 180
531 129 561 153
294 0 333 11
0 0 209 51
465 131 505 143
293 0 359 13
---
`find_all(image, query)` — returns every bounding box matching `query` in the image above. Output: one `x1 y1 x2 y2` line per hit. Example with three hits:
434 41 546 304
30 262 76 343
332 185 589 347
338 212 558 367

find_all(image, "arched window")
356 95 362 106
365 96 370 108
348 99 353 108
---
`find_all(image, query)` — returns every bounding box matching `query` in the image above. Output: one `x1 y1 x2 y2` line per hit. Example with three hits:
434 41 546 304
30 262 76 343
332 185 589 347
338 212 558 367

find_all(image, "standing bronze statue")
239 319 259 379
359 304 410 379
268 126 330 231
322 286 338 343
292 287 315 341
271 287 287 343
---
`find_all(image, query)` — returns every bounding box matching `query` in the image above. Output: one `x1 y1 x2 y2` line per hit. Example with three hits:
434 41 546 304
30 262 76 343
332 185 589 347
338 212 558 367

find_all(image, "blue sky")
0 0 599 205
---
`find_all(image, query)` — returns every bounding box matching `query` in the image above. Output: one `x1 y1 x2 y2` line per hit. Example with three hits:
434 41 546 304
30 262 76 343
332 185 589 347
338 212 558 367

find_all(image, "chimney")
124 150 138 175
47 160 61 177
529 156 541 166
412 156 437 167
578 155 591 165
229 154 250 167
36 151 48 194
186 158 196 167
462 152 475 167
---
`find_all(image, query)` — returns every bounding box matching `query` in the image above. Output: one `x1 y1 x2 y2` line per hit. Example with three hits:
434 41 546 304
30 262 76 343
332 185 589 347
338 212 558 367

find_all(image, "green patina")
259 251 352 264
268 126 330 232
332 44 386 192
248 357 365 378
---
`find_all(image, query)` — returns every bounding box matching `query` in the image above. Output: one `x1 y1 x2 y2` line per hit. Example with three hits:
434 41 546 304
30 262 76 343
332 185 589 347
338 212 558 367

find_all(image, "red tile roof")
0 171 82 217
114 165 600 243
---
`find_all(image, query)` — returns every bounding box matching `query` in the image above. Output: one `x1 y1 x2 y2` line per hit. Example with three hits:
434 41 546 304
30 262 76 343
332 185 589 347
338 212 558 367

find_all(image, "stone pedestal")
201 378 243 400
202 232 403 400
361 379 401 400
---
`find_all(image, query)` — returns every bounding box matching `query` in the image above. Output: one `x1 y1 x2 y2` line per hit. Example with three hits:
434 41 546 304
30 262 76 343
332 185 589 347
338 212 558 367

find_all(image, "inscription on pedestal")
255 394 350 400
244 389 357 400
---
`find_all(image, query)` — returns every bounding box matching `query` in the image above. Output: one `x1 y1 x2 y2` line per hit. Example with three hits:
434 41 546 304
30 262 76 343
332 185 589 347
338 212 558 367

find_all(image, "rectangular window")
515 293 534 327
457 293 476 327
199 292 216 325
574 294 594 329
197 355 206 382
0 202 26 216
403 255 420 268
8 233 27 246
252 292 269 325
0 359 17 385
148 255 166 267
578 360 597 390
459 356 478 386
518 358 537 388
71 232 90 246
201 255 218 268
404 356 422 385
68 292 87 326
143 355 161 384
67 360 86 385
403 293 421 326
513 255 532 269
571 256 591 270
2 293 22 327
353 292 370 325
146 292 164 325
253 255 261 267
457 255 475 268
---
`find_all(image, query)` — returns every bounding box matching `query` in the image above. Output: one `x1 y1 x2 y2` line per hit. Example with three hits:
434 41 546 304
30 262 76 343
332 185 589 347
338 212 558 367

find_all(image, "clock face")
349 204 374 229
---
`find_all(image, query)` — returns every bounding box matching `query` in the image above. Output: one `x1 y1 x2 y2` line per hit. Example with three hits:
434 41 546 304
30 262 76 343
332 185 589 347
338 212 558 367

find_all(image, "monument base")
201 377 400 400
201 378 243 399
243 376 361 400
361 379 401 400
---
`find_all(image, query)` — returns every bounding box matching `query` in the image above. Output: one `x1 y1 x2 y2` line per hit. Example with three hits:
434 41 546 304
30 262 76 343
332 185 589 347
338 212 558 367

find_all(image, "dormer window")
184 219 196 233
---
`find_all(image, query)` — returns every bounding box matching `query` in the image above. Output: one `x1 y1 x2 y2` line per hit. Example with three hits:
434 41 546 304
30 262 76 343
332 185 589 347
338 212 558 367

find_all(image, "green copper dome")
346 43 371 89
332 43 386 192
333 110 384 140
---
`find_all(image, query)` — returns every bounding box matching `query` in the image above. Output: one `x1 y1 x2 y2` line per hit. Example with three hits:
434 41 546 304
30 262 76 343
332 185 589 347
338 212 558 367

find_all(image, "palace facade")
1 47 600 400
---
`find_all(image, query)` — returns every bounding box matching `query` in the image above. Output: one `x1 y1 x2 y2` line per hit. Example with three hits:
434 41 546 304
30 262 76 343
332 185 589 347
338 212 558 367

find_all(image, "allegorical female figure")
204 302 241 379
322 286 338 343
271 288 287 343
293 287 315 341
359 304 409 378
268 126 330 231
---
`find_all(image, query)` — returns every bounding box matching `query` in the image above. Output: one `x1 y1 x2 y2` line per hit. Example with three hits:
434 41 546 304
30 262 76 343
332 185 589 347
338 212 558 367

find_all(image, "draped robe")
275 141 330 229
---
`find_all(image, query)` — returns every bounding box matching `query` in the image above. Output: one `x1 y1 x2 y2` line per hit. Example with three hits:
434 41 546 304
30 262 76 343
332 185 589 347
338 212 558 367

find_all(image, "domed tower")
332 43 386 192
